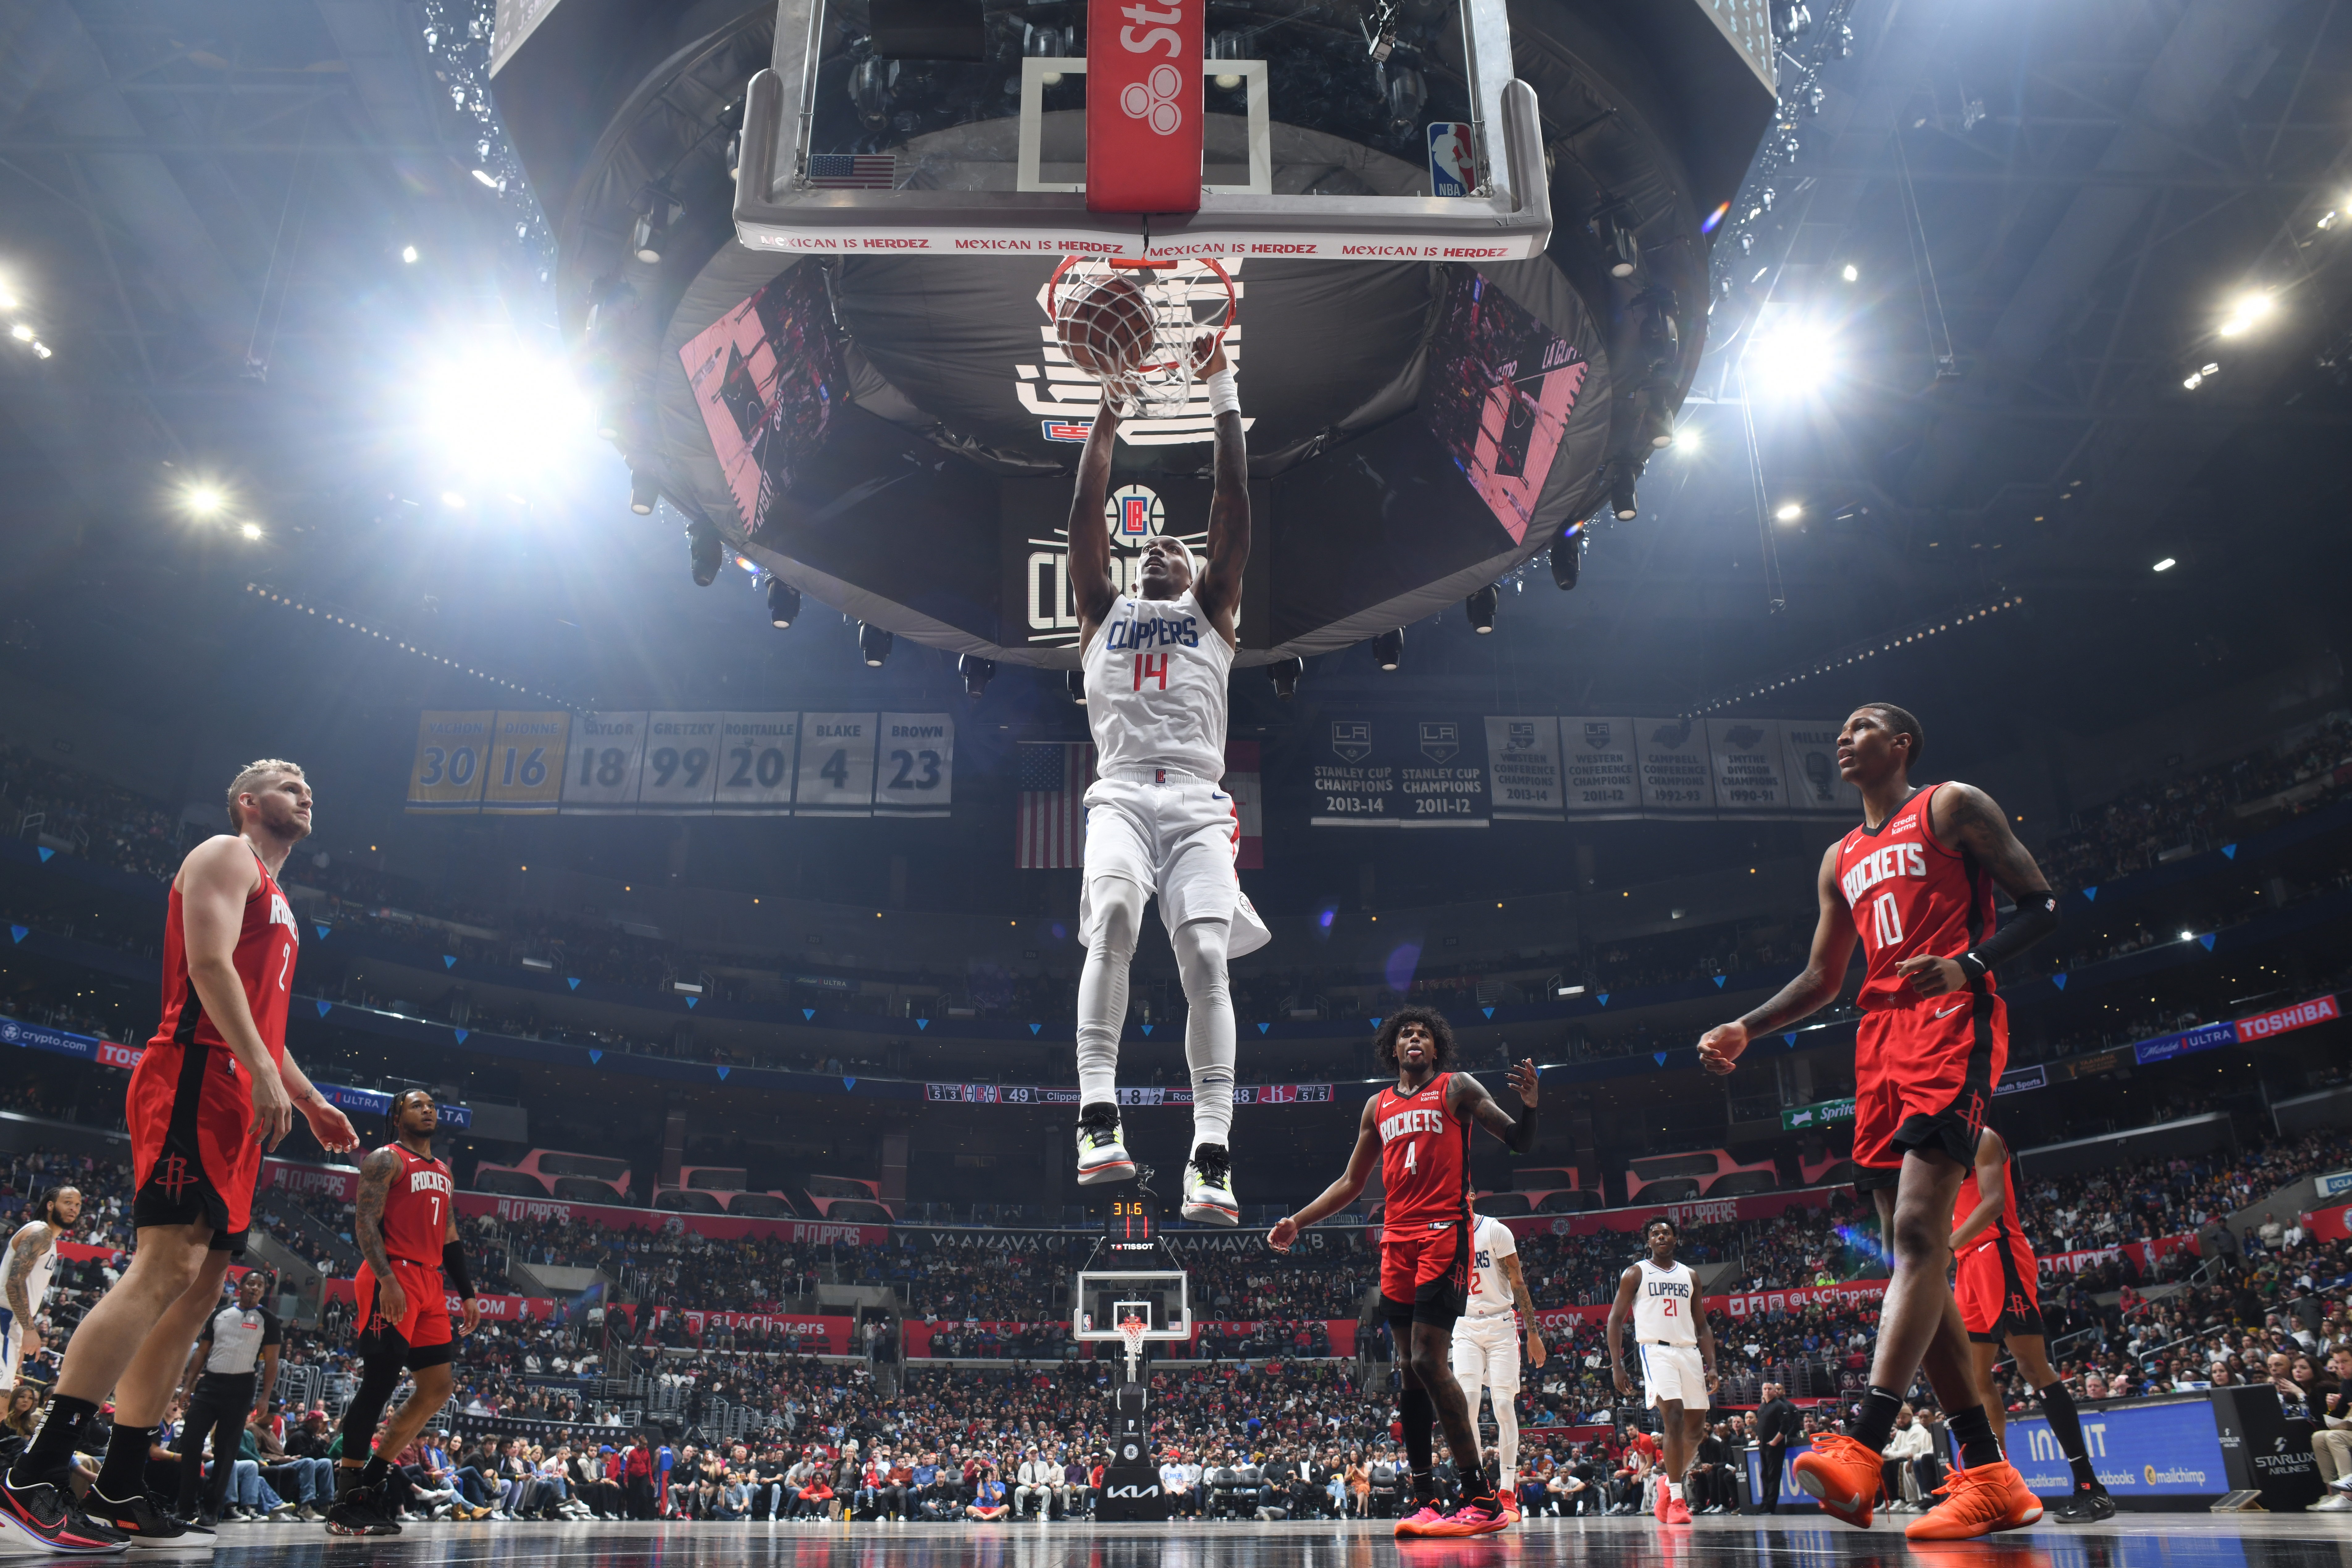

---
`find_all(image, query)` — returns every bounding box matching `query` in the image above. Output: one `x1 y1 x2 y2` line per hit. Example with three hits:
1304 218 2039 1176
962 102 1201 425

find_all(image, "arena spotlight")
960 654 995 698
1371 628 1404 671
1549 530 1582 590
1609 469 1639 520
766 576 801 627
239 522 263 541
1066 669 1087 705
1465 584 1499 633
632 199 670 264
1752 320 1839 392
2218 291 2274 337
1268 656 1303 699
417 342 594 481
858 622 893 667
686 517 723 585
629 468 659 515
182 483 225 518
1601 213 1640 278
402 245 419 264
2153 557 2177 572
1775 501 1804 522
470 168 500 188
1638 403 1675 450
1841 263 1858 282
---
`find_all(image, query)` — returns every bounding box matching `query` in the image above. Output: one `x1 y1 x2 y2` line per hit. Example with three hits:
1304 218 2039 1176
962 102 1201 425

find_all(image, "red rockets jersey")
1834 783 1998 1011
150 843 298 1062
376 1142 456 1266
1374 1072 1471 1235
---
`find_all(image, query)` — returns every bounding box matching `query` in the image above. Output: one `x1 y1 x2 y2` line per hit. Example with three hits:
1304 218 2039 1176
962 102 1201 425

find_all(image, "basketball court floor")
97 1514 2352 1566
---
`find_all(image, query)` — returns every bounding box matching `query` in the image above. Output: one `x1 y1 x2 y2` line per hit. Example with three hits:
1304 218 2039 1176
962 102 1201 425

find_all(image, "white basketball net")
1119 1313 1148 1375
1048 258 1236 419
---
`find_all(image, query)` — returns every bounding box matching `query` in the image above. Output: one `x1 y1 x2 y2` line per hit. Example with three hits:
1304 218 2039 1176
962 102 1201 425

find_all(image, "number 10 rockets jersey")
1082 589 1234 780
1835 782 1997 1010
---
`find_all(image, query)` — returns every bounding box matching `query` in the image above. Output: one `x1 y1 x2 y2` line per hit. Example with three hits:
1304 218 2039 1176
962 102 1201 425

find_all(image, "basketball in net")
1047 257 1237 415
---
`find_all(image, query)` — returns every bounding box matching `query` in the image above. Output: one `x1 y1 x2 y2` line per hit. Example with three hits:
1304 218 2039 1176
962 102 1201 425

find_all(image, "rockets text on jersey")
1374 1073 1471 1237
1081 590 1234 781
1953 1144 2025 1261
376 1143 456 1266
1834 782 1997 1009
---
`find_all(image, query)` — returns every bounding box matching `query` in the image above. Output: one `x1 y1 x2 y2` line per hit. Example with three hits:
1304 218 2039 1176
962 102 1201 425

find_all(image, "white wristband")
1206 367 1239 417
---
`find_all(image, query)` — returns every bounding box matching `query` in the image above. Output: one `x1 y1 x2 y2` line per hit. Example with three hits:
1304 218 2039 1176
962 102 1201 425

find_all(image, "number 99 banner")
405 710 953 818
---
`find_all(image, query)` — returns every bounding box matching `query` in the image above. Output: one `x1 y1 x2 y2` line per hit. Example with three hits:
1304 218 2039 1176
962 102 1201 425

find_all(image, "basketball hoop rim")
1045 255 1237 382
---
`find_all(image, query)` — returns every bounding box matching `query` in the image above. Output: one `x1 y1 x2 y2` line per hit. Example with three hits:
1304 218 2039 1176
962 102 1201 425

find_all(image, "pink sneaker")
1653 1481 1671 1522
1394 1502 1448 1538
1416 1500 1510 1538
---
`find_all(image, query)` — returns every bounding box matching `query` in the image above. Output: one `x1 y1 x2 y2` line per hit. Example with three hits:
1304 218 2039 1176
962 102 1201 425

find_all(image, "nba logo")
1428 123 1475 197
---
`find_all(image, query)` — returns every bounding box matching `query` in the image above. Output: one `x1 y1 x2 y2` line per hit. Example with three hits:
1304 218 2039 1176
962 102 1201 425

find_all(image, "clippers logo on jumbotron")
1108 485 1165 541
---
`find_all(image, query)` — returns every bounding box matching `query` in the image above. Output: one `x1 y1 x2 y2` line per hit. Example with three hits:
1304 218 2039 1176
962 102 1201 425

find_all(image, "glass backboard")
1074 1268 1192 1342
734 0 1548 260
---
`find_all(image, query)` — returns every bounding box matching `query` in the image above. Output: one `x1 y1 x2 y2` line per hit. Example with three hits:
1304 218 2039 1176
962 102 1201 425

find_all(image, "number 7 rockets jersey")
1835 782 1997 1011
1082 589 1233 780
376 1142 456 1266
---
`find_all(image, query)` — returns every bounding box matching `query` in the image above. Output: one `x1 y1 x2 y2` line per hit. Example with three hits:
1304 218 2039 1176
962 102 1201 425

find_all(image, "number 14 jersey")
1082 590 1232 781
1834 782 1998 1011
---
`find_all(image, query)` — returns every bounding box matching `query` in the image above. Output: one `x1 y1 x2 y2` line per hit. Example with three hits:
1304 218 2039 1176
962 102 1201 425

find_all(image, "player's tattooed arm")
1195 335 1249 646
1698 842 1857 1073
1949 1127 2010 1251
1066 390 1121 639
1901 782 2060 998
353 1145 402 1283
1501 1253 1547 1367
1451 1059 1539 1153
2 1223 46 1327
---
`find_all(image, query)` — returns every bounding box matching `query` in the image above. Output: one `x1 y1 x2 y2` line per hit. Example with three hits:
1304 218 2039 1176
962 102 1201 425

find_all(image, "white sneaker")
1182 1143 1238 1224
2313 1494 2352 1511
1075 1108 1135 1186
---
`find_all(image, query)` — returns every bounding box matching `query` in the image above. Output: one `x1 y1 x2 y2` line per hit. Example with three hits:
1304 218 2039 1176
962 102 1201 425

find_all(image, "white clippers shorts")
1079 770 1271 957
1637 1342 1709 1411
0 1307 22 1393
1449 1312 1522 1395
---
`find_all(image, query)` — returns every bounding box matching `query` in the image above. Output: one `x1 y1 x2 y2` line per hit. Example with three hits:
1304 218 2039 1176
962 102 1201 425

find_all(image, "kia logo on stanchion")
1121 63 1184 134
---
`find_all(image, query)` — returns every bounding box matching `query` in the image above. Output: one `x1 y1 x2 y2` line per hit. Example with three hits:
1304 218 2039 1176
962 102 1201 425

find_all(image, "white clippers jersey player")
1064 338 1269 1226
0 1185 80 1391
1606 1217 1719 1526
1449 1213 1547 1504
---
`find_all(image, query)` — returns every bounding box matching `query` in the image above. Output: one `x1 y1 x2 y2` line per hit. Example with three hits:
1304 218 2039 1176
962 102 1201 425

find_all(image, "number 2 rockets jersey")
1835 782 1998 1011
1082 590 1233 780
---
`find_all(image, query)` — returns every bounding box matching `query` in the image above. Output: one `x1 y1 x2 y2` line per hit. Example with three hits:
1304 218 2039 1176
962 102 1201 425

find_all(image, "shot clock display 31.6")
1105 1195 1157 1250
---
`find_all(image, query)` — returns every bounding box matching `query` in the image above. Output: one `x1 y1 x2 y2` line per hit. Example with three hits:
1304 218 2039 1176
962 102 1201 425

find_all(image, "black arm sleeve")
1957 891 2060 981
443 1239 476 1300
1502 1092 1537 1154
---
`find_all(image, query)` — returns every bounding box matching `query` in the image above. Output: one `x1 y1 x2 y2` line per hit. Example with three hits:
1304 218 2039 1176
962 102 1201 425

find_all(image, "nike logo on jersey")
1934 1002 1962 1018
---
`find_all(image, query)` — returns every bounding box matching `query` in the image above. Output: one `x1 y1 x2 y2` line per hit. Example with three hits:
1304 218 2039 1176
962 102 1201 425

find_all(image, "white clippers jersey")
1467 1216 1519 1319
1631 1257 1698 1345
0 1224 58 1319
1082 590 1233 781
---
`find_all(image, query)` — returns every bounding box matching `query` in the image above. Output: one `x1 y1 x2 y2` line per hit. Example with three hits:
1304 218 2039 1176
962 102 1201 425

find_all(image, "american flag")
808 153 896 189
1016 742 1094 868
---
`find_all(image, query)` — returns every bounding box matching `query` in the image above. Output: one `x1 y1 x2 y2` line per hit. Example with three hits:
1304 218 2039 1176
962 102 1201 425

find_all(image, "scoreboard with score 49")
1105 1194 1157 1250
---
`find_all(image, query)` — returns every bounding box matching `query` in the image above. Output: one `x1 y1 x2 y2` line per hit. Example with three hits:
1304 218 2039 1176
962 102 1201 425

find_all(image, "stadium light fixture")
402 245 419 264
858 622 893 667
1268 656 1302 699
1752 320 1839 392
632 200 669 264
766 576 801 628
183 484 225 518
1841 263 1858 282
1371 628 1404 671
471 169 500 189
1609 470 1639 520
1638 403 1675 450
2217 291 2274 337
1775 501 1804 522
0 286 16 311
2153 557 2176 572
1674 425 1701 457
240 522 263 540
960 654 995 699
1550 529 1581 590
8 324 30 342
686 517 723 585
417 341 595 482
1464 584 1498 633
629 470 659 515
1066 669 1086 705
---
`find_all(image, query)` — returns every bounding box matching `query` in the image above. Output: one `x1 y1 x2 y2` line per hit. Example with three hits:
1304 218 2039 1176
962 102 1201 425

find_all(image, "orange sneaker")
1500 1494 1522 1524
1791 1433 1882 1528
1905 1461 2037 1541
1395 1501 1447 1538
1666 1495 1693 1525
1416 1499 1510 1538
1653 1481 1671 1521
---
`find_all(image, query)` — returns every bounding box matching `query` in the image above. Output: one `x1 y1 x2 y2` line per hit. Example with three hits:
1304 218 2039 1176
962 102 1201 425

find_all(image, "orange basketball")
1054 272 1158 385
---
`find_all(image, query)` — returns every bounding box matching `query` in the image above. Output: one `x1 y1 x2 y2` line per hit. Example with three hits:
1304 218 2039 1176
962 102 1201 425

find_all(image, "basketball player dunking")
2 761 360 1553
1453 1205 1546 1521
1953 1123 2114 1522
1695 704 2060 1541
1269 1008 1538 1537
1606 1218 1716 1526
327 1090 480 1535
1066 338 1270 1224
0 1186 79 1394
